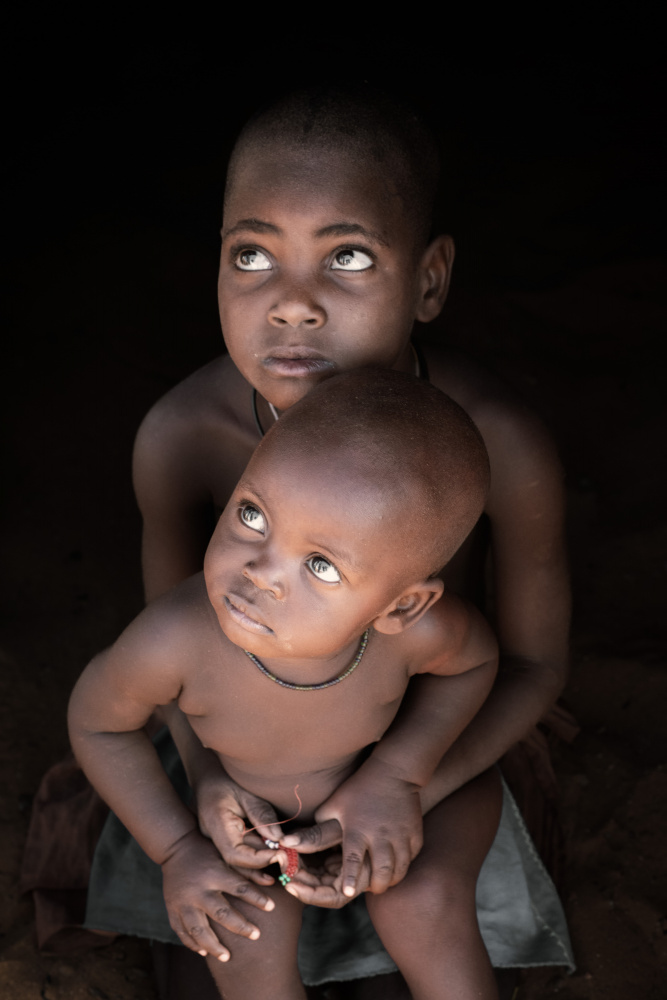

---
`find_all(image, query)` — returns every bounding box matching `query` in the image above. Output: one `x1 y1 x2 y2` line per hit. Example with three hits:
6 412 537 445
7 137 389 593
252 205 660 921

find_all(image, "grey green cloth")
85 729 574 984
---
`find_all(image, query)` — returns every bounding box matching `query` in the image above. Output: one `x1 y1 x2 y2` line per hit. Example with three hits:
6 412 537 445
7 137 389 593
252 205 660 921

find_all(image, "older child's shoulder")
137 354 255 439
423 344 564 511
133 354 259 518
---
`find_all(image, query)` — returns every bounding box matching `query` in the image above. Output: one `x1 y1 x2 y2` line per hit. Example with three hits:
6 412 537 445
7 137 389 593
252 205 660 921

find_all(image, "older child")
133 87 570 870
70 370 504 1000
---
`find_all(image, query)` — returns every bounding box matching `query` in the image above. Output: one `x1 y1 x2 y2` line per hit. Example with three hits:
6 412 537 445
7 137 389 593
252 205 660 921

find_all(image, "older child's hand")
161 828 276 961
280 849 372 908
195 772 286 883
281 756 423 898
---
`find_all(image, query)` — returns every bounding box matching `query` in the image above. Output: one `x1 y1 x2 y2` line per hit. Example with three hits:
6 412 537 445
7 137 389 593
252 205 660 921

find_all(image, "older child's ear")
373 577 444 635
415 235 455 323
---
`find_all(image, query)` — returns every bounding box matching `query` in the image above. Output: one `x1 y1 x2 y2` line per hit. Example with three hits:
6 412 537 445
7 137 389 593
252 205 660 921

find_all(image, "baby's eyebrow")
315 222 389 248
311 539 363 575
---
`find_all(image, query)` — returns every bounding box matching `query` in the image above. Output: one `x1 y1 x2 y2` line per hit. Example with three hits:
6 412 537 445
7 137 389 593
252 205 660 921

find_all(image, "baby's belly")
219 752 364 823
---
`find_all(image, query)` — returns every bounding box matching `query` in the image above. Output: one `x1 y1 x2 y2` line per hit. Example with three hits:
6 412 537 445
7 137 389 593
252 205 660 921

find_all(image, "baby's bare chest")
180 648 408 777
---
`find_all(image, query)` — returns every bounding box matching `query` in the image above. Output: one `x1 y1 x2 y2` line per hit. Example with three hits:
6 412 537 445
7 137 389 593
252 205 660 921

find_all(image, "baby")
69 369 502 1000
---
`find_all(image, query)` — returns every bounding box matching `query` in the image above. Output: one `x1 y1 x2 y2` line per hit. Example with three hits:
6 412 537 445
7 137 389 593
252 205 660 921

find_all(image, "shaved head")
225 86 440 248
258 369 489 575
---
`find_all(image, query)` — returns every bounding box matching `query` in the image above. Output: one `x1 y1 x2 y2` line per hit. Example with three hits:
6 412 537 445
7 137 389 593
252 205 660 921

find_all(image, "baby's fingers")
223 840 279 875
281 818 343 852
243 800 284 845
366 840 401 895
338 834 371 898
171 905 232 962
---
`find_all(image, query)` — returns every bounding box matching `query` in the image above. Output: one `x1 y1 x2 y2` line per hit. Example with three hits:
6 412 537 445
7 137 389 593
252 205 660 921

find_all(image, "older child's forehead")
223 146 411 245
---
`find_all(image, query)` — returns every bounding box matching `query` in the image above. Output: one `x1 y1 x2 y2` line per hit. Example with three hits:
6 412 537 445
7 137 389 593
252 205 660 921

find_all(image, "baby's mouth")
223 595 274 635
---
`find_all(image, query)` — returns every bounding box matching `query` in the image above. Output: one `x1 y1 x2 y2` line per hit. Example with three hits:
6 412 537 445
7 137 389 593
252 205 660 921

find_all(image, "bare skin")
132 148 569 873
70 431 501 999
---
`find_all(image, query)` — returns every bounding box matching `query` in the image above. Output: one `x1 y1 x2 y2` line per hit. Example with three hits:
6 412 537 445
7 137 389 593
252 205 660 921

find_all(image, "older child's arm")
422 396 570 803
133 403 216 602
285 596 498 902
68 609 276 960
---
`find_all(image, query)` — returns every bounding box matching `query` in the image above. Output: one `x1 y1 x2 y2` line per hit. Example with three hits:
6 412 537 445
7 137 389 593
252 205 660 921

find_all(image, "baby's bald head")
259 369 489 578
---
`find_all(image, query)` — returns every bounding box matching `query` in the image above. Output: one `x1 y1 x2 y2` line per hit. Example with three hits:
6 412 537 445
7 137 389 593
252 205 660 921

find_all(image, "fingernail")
281 835 299 847
285 885 299 897
250 929 260 940
198 949 208 956
218 953 230 962
344 886 356 897
265 899 275 911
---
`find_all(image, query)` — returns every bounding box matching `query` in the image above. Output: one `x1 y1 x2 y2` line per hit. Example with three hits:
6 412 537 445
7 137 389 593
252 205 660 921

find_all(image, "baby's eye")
239 503 266 533
330 248 373 271
307 555 341 583
235 249 272 271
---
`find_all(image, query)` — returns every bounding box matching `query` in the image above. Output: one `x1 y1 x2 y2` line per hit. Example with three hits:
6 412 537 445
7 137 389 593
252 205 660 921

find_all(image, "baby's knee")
370 859 478 932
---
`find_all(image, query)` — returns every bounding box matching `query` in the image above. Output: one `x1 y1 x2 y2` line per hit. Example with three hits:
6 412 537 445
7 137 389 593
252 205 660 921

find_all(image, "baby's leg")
366 768 502 1000
204 879 306 1000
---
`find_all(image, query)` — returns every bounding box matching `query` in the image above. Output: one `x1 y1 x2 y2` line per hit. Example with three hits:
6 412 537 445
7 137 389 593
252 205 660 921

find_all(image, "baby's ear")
415 235 455 323
373 578 444 635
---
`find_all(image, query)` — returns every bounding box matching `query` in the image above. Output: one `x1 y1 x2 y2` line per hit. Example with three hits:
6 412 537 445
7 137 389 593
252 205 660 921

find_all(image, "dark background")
2 20 666 999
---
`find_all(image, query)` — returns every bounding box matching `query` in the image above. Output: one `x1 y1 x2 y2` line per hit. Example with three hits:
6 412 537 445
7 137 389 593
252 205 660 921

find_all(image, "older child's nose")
267 287 326 329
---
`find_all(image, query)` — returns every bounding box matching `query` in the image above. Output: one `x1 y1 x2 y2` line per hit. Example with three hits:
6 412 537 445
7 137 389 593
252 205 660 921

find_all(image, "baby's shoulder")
399 591 494 678
118 575 215 669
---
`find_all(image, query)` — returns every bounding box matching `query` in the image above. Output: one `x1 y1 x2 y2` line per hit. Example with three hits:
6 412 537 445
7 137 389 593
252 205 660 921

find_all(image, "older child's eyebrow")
222 218 280 240
315 222 389 248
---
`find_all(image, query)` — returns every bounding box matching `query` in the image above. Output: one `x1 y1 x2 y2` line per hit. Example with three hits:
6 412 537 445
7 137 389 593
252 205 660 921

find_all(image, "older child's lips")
263 350 335 378
224 596 273 635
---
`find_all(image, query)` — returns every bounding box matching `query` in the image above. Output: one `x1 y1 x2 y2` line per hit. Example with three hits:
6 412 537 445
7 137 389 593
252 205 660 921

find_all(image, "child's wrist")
360 750 425 790
157 822 202 867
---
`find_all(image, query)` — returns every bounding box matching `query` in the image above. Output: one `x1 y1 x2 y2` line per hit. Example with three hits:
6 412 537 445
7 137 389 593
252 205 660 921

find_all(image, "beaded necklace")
243 629 369 692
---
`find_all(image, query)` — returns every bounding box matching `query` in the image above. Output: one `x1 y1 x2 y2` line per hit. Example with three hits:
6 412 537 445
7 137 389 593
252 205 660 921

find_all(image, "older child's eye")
235 249 272 271
239 503 266 533
331 249 373 271
307 556 341 583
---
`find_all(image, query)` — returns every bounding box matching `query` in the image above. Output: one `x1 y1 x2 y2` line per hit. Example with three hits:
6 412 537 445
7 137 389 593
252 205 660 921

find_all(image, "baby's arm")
68 598 276 960
286 595 498 902
163 700 286 882
133 380 288 865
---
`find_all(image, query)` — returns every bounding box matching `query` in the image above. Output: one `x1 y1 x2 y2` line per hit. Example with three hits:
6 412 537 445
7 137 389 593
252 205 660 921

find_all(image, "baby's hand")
195 772 285 883
282 756 423 898
161 829 276 962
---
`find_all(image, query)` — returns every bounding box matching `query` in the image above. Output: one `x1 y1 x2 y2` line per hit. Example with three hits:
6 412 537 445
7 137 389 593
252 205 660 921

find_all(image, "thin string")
243 785 303 839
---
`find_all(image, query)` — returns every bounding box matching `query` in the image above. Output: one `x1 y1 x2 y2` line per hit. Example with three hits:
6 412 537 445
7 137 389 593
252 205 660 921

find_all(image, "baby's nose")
243 559 285 600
